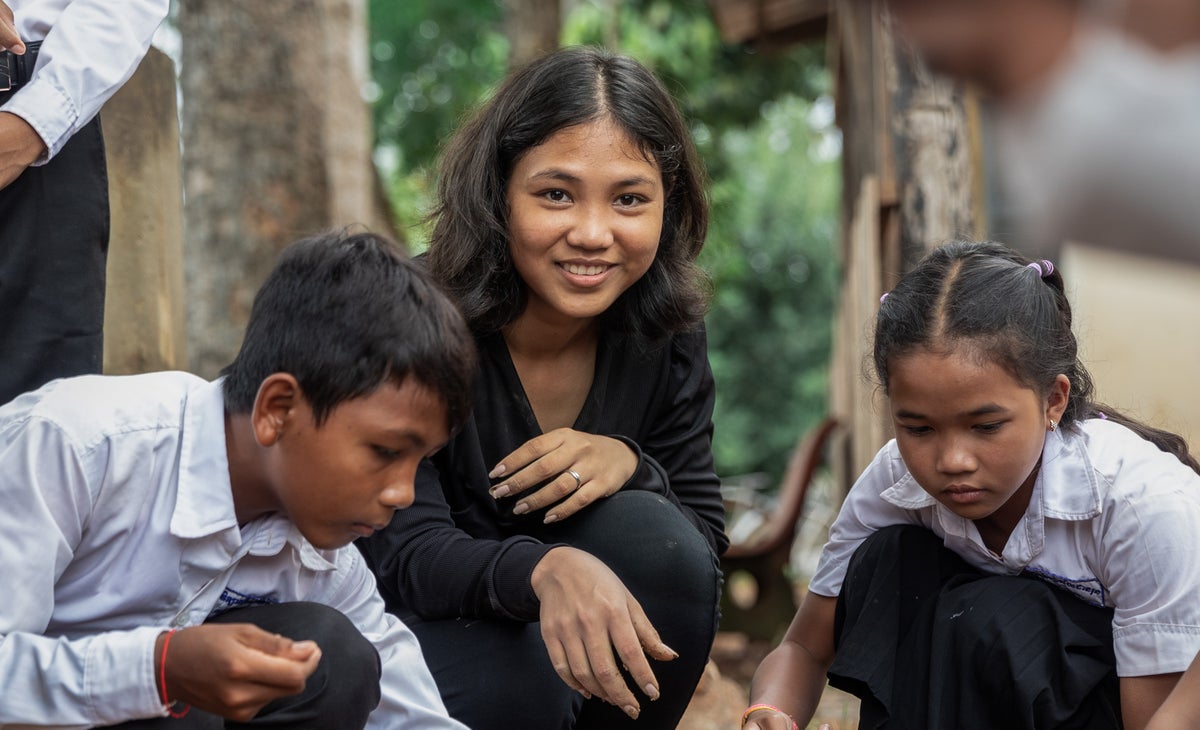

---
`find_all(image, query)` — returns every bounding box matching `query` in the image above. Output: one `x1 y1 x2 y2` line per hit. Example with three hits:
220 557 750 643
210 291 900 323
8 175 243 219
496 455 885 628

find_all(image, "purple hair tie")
1026 260 1055 278
880 292 890 304
1098 411 1108 420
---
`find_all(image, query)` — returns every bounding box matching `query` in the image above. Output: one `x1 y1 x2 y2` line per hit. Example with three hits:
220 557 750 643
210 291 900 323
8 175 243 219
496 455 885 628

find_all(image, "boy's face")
260 377 449 550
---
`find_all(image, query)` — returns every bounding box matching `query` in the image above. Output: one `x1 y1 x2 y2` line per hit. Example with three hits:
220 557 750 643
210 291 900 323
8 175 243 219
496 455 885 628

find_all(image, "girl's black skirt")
828 525 1122 729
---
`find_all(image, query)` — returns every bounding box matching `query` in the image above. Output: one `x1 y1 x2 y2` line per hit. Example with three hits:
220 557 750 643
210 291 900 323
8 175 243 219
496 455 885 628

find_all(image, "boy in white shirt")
0 231 474 729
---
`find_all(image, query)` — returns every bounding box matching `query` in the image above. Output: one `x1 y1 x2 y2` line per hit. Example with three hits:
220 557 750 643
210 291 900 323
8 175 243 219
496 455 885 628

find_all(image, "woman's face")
887 345 1068 532
505 116 664 326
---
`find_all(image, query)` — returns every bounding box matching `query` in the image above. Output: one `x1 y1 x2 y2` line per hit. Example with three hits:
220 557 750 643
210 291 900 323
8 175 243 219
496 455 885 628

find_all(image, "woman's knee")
544 490 721 605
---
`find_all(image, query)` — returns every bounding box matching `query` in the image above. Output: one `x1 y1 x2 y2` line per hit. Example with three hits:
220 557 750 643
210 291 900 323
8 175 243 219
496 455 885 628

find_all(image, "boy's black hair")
221 231 476 432
426 45 710 342
874 240 1199 474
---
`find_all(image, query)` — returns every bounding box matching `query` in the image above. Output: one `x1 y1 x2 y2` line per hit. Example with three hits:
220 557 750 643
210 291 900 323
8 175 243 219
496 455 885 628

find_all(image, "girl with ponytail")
743 241 1200 730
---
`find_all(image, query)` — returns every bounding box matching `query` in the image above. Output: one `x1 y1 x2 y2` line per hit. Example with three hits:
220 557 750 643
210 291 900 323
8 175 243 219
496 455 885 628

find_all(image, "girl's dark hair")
425 45 709 341
222 231 477 433
874 240 1199 474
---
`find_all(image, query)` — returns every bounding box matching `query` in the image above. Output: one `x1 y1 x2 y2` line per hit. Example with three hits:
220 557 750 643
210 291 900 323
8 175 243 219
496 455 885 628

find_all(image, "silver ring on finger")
567 469 582 489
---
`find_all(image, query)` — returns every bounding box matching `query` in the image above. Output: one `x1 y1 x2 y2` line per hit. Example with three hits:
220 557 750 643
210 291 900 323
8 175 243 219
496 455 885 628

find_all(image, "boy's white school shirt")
0 372 467 729
810 418 1200 678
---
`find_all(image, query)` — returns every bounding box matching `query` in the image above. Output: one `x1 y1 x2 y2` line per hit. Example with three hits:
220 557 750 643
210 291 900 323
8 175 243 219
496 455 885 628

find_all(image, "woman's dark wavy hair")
425 45 710 341
874 240 1199 474
222 231 477 433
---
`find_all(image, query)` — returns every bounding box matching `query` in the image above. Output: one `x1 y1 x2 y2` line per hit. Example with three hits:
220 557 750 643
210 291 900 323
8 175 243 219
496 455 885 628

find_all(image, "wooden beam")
708 0 830 45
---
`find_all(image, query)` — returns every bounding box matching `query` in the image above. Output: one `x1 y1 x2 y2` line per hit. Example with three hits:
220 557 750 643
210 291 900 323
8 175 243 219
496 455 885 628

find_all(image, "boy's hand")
157 624 322 721
531 546 676 720
489 428 638 523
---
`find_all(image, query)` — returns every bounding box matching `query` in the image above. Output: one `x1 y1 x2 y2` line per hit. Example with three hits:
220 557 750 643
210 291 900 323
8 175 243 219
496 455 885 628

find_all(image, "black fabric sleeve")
612 328 729 556
356 459 559 623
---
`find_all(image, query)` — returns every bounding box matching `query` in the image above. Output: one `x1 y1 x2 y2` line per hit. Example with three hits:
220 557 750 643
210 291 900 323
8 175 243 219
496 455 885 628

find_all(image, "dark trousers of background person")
0 104 108 407
105 602 381 729
404 490 723 730
829 525 1122 730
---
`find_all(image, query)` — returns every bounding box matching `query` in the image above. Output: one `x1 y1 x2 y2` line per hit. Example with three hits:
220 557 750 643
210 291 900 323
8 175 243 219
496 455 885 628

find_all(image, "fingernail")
489 464 506 478
543 513 558 524
490 484 510 499
513 502 529 515
644 683 659 700
667 646 679 659
580 689 592 700
624 705 639 720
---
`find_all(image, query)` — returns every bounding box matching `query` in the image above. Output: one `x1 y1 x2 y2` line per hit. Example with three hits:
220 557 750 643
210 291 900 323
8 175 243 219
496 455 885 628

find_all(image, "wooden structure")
709 0 986 486
720 418 839 640
101 49 187 374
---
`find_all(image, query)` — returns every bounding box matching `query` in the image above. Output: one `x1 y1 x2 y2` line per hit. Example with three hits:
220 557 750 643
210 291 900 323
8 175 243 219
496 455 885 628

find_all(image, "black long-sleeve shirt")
358 327 728 623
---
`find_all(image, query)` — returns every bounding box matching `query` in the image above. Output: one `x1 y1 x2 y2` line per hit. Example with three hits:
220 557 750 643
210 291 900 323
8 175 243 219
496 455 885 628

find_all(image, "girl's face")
505 116 664 326
887 346 1069 530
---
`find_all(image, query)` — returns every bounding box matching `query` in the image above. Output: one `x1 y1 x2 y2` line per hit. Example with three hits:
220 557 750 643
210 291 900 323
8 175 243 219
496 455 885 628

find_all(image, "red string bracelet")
742 703 799 730
159 628 191 719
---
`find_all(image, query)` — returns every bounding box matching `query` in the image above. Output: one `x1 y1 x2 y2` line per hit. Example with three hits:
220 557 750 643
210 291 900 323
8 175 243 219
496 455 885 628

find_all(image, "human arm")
1099 456 1200 727
1122 674 1184 730
743 592 838 729
357 453 560 622
0 0 168 164
0 415 170 726
490 329 727 552
1146 653 1200 730
0 110 44 188
531 545 677 720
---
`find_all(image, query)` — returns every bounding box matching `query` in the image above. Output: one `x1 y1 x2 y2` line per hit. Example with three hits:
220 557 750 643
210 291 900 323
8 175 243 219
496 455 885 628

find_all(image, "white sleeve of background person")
0 411 166 727
2 0 170 162
325 549 469 729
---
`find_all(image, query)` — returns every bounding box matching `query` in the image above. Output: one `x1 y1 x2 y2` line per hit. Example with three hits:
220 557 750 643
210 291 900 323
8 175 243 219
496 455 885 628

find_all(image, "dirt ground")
710 632 859 729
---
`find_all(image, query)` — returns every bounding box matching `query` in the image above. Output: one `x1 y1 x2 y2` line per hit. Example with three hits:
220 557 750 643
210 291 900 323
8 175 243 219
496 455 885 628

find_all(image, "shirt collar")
170 378 339 572
171 378 239 540
880 426 1102 521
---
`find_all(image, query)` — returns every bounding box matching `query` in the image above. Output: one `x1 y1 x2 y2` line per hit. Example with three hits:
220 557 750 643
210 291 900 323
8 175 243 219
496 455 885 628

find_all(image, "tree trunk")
179 0 390 378
502 0 561 69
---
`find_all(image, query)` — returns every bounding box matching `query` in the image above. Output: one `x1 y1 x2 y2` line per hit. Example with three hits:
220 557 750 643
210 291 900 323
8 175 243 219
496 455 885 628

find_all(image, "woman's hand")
531 546 676 720
488 428 638 523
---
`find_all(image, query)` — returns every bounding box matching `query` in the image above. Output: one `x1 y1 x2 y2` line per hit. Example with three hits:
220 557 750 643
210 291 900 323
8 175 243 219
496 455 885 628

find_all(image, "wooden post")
101 48 187 374
828 0 984 485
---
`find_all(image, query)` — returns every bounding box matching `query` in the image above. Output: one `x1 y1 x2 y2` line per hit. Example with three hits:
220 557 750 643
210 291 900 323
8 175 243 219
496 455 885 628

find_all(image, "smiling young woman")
357 47 725 730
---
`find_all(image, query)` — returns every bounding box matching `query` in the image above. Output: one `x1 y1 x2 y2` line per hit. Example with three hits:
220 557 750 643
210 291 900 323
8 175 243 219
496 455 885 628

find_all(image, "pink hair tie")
1026 260 1055 278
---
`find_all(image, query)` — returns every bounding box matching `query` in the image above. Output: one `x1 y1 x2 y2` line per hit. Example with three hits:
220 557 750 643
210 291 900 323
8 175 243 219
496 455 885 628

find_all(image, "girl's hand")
531 547 676 719
488 428 638 523
740 707 811 730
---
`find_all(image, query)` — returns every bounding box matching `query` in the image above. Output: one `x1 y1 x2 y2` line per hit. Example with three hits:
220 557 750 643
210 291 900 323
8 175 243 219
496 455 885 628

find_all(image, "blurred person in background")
889 0 1200 264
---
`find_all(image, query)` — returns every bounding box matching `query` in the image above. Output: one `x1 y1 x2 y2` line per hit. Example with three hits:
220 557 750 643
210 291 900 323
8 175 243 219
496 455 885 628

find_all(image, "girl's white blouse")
810 419 1200 677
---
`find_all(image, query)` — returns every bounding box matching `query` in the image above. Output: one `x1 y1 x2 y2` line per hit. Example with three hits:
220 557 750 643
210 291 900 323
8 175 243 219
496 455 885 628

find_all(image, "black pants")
403 490 723 730
106 602 381 729
829 526 1122 730
0 108 108 406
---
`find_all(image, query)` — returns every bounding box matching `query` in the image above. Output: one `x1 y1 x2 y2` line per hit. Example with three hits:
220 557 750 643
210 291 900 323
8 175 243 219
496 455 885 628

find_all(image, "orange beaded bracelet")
741 703 799 730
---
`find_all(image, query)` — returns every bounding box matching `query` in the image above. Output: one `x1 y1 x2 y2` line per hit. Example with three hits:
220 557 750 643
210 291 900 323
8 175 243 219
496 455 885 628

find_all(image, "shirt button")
171 615 188 627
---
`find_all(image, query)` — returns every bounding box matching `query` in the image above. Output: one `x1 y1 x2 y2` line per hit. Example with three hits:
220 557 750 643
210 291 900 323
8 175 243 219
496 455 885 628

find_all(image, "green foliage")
369 0 840 484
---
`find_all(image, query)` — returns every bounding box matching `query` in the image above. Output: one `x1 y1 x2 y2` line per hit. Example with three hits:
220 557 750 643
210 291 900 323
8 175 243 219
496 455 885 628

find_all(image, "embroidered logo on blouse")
1023 566 1108 607
210 586 280 617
